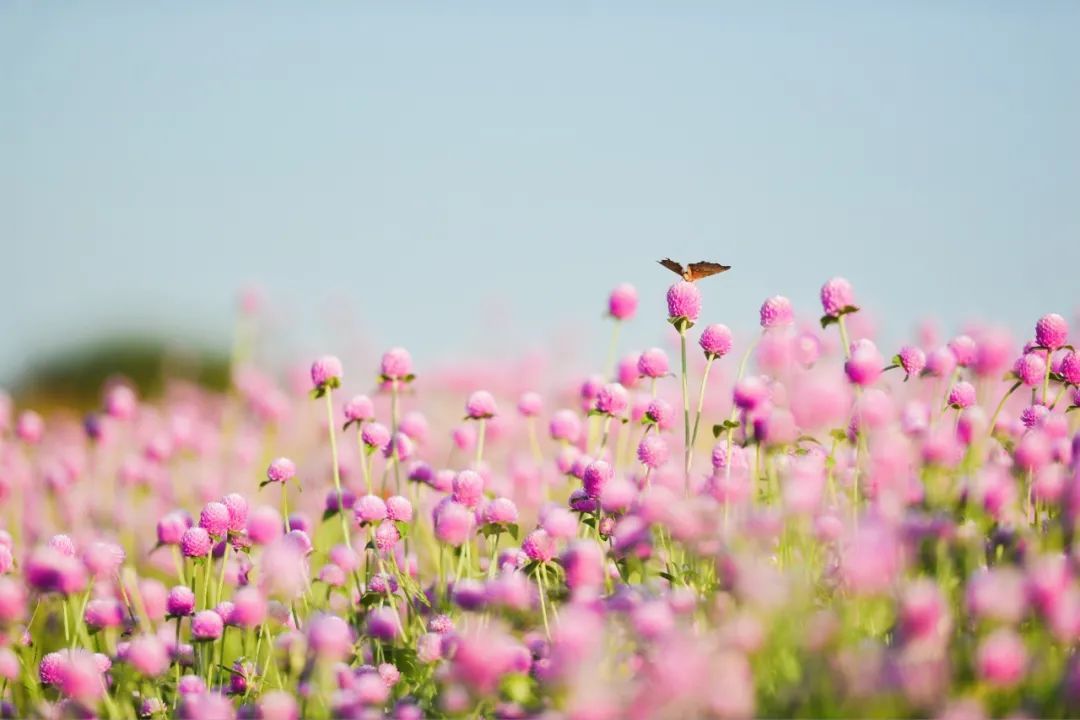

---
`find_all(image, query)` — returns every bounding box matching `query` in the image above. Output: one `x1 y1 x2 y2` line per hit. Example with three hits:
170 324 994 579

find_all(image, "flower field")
2 275 1079 719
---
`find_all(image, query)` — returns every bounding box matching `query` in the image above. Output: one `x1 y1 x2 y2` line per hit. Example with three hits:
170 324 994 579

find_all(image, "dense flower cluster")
0 281 1078 718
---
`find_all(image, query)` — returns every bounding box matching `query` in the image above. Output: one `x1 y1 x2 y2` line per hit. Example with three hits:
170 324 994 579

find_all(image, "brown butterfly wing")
658 258 685 277
687 261 731 281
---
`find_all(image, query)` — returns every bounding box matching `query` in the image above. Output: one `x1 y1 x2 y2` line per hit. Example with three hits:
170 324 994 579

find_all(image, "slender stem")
687 356 715 475
988 381 1022 440
325 392 352 550
679 328 691 495
536 565 551 639
837 316 852 359
391 383 403 493
215 541 231 607
357 431 373 494
281 483 291 533
475 419 486 466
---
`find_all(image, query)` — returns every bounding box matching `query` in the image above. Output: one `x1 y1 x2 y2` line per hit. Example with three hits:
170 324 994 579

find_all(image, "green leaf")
507 523 520 541
394 520 411 540
819 314 838 329
500 672 534 705
829 428 849 442
586 409 606 418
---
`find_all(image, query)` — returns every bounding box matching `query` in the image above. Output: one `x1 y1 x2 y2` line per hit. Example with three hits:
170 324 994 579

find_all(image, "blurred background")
3 2 1078 405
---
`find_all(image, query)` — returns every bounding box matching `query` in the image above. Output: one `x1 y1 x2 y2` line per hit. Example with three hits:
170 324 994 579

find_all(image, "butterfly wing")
687 261 731 281
658 258 685 277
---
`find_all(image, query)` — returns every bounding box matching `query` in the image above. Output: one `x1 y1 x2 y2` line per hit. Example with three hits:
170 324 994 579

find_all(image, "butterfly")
657 258 732 282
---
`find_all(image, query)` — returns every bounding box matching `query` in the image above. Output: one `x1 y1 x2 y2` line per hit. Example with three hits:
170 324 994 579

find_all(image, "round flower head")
549 410 582 443
522 529 557 563
1014 352 1047 387
246 505 283 545
222 493 249 533
104 384 138 420
583 460 613 498
976 629 1027 687
897 346 926 379
310 355 343 391
354 494 387 524
191 610 224 641
452 470 485 508
517 391 543 417
666 281 702 323
180 527 212 558
126 635 169 677
483 497 519 525
618 353 641 388
608 283 638 321
385 495 413 523
948 335 977 367
845 340 884 387
199 502 230 537
733 376 769 411
594 383 629 416
343 395 375 425
15 410 44 444
465 391 497 420
157 511 191 546
699 323 733 359
924 347 957 378
366 607 401 641
637 435 670 469
266 457 296 484
230 587 268 628
84 598 124 630
0 578 25 623
1036 313 1069 350
759 296 794 328
380 347 414 380
374 521 400 553
361 422 391 451
947 381 976 409
645 398 674 429
820 277 855 317
433 500 474 546
259 691 298 720
307 613 355 661
637 348 670 379
1059 351 1080 386
166 586 196 617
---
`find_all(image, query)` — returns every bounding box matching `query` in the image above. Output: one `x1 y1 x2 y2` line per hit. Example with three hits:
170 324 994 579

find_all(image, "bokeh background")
3 2 1078 401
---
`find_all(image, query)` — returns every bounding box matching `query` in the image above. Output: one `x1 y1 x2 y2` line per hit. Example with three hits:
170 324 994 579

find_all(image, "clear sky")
2 2 1078 382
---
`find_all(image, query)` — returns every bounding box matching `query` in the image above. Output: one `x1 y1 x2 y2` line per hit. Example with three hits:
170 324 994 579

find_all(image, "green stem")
679 327 690 495
687 356 715 475
325 391 352 550
475 419 486 466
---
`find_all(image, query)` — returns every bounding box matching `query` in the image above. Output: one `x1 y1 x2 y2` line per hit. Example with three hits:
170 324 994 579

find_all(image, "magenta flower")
465 390 497 420
180 527 212 558
844 340 884 387
191 610 224 641
947 381 976 409
759 295 794 328
820 277 855 318
1014 353 1047 387
310 355 343 391
266 457 297 484
166 586 196 617
1036 313 1069 350
594 382 629 416
199 502 230 537
637 435 670 469
699 324 733 359
517 391 543 417
380 347 414 381
608 283 639 321
343 395 375 426
976 629 1027 687
637 348 670 379
522 529 557 562
666 281 702 324
897 346 926 379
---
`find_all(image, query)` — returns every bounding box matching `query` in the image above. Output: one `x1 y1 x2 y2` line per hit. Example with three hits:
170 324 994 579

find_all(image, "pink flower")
199 502 230 537
637 435 670 469
180 527 212 558
699 324 733 358
594 383 629 416
266 458 296 484
343 395 375 424
608 283 638 321
465 391 497 420
666 281 702 323
310 355 343 390
976 629 1027 687
1014 353 1047 386
820 277 855 317
845 339 883 386
947 381 976 409
522 529 557 562
355 494 388 524
897 346 926 379
433 500 474 546
380 347 414 380
517 391 543 417
637 348 670 379
759 296 794 328
549 410 582 442
1036 313 1069 350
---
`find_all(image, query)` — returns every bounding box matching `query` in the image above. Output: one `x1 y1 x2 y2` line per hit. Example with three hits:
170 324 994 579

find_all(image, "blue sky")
2 3 1078 381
